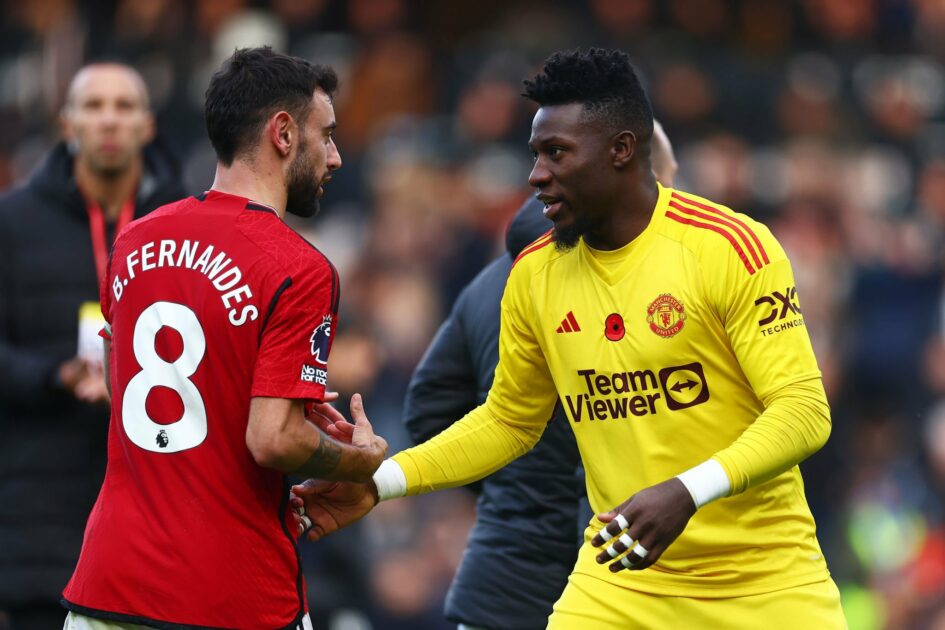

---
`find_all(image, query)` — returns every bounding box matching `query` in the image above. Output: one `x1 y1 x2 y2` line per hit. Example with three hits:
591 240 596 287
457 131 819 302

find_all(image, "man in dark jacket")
405 202 580 630
403 120 677 630
0 62 184 629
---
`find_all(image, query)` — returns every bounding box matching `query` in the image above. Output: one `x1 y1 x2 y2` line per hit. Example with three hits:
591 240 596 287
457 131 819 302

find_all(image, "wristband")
372 459 407 501
676 459 730 509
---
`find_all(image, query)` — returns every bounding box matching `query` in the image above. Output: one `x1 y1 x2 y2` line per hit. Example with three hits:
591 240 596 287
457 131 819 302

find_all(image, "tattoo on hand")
305 433 342 477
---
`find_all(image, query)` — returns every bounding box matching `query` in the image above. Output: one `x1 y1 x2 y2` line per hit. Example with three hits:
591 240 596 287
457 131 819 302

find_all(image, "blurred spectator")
0 62 183 628
403 199 581 630
338 33 436 154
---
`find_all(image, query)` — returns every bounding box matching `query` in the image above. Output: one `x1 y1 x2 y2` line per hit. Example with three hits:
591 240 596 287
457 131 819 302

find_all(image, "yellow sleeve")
393 258 558 495
713 377 830 494
705 230 831 495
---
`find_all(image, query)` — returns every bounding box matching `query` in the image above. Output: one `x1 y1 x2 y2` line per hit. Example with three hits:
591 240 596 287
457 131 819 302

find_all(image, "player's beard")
285 139 322 219
553 213 596 252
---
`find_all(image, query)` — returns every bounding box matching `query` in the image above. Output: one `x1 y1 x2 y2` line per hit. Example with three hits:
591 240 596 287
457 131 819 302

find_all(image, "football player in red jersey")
62 47 386 630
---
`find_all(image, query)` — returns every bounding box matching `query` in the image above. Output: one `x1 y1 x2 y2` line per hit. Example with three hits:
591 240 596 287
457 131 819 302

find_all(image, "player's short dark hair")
523 48 653 139
205 47 338 166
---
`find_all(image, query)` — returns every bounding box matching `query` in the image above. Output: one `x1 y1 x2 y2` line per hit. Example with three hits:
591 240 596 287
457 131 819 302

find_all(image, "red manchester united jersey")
63 191 338 629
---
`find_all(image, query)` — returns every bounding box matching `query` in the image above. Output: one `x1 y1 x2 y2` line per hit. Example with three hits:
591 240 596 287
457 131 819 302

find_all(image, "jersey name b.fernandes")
63 191 338 629
492 183 828 597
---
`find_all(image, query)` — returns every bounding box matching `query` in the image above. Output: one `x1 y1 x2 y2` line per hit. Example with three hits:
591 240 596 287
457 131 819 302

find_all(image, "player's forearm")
687 378 830 502
381 404 543 497
247 399 380 482
257 422 378 482
291 428 379 482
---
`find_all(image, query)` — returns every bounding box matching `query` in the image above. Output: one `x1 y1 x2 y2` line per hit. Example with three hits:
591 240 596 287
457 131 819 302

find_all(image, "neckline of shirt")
201 190 279 215
581 182 670 266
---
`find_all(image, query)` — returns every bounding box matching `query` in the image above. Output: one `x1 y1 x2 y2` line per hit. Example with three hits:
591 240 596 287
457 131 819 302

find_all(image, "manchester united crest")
646 294 686 338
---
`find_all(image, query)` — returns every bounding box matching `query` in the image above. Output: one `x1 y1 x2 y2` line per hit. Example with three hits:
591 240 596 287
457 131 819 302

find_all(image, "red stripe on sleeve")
512 230 554 268
666 211 756 275
668 199 763 269
671 192 769 265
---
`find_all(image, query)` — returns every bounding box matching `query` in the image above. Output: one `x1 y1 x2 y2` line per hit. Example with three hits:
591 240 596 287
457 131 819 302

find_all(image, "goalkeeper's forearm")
373 404 544 500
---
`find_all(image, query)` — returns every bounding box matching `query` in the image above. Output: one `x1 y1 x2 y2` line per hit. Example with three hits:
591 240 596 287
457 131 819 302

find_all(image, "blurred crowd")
2 0 945 628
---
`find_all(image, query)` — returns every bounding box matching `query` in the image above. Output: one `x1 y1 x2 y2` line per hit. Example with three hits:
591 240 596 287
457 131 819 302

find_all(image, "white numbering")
122 301 207 453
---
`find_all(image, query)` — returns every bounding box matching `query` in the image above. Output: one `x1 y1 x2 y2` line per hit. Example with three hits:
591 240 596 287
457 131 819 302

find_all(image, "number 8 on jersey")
122 301 208 453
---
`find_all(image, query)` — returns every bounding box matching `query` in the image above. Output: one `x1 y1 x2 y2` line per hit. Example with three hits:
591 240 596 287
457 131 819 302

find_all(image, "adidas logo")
556 311 581 334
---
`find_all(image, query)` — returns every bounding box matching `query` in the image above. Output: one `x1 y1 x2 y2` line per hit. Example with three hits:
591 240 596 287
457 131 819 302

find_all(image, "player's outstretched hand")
348 393 387 478
590 478 696 572
306 395 354 444
290 478 378 541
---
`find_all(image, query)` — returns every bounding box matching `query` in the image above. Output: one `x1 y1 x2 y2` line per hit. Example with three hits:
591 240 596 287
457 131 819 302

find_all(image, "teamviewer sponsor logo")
564 362 710 422
658 362 709 410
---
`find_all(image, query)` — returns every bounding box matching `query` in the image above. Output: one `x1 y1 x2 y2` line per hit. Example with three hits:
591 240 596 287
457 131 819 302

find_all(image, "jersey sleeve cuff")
99 322 112 340
372 459 407 501
676 459 731 509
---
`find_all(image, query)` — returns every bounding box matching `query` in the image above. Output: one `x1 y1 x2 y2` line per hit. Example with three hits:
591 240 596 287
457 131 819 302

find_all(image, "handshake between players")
292 393 385 541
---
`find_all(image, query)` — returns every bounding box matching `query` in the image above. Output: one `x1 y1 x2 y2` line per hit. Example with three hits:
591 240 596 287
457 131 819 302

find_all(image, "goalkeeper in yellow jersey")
295 47 847 629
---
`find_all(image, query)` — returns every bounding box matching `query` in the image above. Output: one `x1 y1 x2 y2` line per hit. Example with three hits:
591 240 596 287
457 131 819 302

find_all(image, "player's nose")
528 158 551 188
327 139 341 171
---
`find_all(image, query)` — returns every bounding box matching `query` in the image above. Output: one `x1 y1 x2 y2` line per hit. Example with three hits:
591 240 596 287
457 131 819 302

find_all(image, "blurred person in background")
296 47 845 629
0 62 183 630
61 47 387 630
402 192 580 630
401 120 676 630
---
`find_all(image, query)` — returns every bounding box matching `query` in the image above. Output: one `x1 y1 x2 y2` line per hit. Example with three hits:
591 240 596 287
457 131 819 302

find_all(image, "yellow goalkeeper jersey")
394 183 830 597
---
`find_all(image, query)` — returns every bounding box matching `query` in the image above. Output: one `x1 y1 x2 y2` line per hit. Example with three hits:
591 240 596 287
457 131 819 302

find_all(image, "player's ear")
268 111 295 159
611 131 636 168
